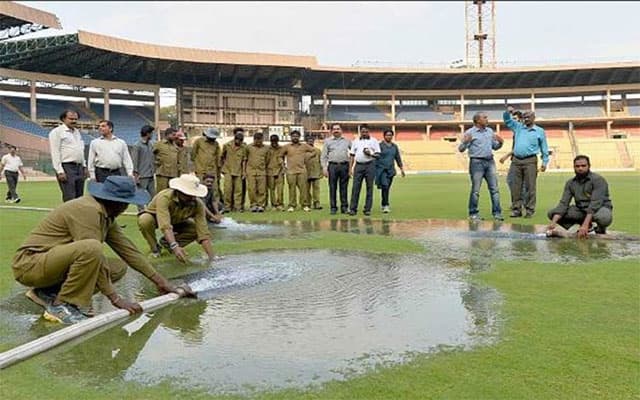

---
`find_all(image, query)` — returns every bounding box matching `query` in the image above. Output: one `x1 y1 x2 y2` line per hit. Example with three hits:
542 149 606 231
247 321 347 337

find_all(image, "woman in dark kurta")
374 129 405 213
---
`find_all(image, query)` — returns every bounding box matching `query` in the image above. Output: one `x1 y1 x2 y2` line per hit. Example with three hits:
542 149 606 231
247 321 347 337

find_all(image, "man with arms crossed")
49 110 87 202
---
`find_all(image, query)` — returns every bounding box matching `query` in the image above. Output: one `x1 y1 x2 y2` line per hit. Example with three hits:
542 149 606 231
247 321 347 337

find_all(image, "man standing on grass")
87 120 134 183
546 155 613 239
503 105 549 218
244 131 269 212
220 129 248 212
458 112 504 221
13 176 185 325
1 145 27 203
153 127 179 193
282 130 315 212
348 124 380 216
266 134 286 211
49 110 87 202
131 125 156 211
304 134 323 210
321 123 351 215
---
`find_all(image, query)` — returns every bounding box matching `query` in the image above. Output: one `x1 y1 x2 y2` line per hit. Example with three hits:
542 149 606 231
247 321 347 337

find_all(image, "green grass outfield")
0 172 639 399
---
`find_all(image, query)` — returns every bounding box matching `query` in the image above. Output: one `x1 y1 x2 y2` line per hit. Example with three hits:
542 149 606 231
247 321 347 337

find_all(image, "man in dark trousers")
49 110 88 202
348 124 380 216
321 123 351 215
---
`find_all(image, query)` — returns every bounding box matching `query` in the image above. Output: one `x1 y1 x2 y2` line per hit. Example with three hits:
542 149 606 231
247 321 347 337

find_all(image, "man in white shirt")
0 145 27 203
88 120 134 183
348 124 381 216
49 110 87 202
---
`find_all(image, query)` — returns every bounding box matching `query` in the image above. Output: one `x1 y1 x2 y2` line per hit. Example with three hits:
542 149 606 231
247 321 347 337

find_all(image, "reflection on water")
1 218 638 396
44 251 500 394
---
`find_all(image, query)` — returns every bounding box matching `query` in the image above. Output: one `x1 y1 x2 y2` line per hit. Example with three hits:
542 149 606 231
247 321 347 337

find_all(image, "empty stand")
89 103 151 144
328 105 389 121
535 102 604 119
0 100 49 137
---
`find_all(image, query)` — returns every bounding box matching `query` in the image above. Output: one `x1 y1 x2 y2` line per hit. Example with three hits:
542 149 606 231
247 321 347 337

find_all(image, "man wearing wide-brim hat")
12 176 186 325
137 174 216 263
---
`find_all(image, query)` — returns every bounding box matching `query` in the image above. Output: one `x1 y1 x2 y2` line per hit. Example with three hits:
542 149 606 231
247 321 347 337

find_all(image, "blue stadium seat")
0 102 50 137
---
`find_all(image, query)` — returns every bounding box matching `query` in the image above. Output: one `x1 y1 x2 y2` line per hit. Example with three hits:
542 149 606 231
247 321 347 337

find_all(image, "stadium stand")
396 105 454 121
328 105 390 121
0 100 49 137
627 101 640 117
89 103 150 144
5 96 93 123
575 139 625 169
463 104 504 121
535 102 605 119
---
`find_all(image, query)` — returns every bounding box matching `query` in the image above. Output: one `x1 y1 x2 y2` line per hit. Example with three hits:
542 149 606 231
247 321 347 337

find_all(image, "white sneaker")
382 206 390 213
287 207 295 212
303 206 311 212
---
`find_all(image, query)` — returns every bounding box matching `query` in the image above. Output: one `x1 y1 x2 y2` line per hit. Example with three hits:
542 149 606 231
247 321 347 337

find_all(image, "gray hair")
473 112 488 124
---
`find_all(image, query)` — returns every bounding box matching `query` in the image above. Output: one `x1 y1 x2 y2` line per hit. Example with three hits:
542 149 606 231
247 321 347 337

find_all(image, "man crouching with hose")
12 176 193 325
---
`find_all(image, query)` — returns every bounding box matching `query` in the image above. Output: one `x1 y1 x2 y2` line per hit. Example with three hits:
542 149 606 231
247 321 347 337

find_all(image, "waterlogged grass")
0 173 639 399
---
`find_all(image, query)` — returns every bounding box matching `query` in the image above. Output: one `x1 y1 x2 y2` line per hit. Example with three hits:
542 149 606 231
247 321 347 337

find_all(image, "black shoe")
348 210 357 216
510 211 522 218
341 209 348 214
330 209 337 215
363 211 371 216
524 211 534 219
14 197 21 204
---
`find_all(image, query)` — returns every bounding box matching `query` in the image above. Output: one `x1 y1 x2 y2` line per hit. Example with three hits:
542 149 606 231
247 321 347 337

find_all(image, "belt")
329 161 348 165
513 154 536 160
470 157 493 161
356 161 373 165
96 167 121 172
62 161 83 166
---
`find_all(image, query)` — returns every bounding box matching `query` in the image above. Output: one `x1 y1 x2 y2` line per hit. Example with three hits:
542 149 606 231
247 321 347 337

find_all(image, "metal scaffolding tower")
465 0 496 68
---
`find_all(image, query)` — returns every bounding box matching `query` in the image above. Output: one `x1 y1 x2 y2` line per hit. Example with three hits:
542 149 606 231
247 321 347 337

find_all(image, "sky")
18 1 640 67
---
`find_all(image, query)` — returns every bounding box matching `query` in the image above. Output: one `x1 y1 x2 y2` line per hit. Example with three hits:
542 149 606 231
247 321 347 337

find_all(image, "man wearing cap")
503 105 549 218
266 134 285 211
282 130 315 212
191 127 221 182
87 120 134 182
131 125 156 211
12 176 185 325
153 127 179 193
220 128 248 212
49 110 88 202
245 131 269 212
137 174 216 263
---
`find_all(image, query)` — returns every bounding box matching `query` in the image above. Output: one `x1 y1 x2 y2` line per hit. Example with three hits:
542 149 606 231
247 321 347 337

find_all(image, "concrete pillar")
606 120 612 137
218 92 223 125
391 93 396 122
606 89 611 117
192 91 198 123
426 124 431 140
460 94 465 121
154 89 160 135
103 88 110 120
531 92 535 112
29 80 37 122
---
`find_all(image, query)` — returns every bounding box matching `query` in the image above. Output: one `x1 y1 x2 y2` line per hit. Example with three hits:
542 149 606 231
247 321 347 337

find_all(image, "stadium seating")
396 105 455 121
535 102 604 119
627 101 640 117
328 105 390 121
0 101 49 137
5 97 94 122
575 139 625 169
464 104 504 121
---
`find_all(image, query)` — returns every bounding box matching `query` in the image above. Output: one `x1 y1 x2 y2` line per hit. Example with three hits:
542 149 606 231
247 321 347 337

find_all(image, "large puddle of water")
1 219 638 395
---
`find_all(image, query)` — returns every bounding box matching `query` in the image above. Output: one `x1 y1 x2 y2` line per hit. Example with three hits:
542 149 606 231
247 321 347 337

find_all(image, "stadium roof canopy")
0 1 61 39
0 30 638 94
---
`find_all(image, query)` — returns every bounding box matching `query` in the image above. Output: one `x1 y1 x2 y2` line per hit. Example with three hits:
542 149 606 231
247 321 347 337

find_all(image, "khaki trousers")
287 172 309 209
223 175 244 211
246 174 267 208
137 212 198 252
267 174 285 208
155 175 172 194
307 178 321 208
12 239 127 307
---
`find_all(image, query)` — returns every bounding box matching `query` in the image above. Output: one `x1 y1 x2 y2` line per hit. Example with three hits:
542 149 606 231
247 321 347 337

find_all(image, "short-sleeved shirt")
266 146 285 176
350 138 381 163
321 136 352 168
245 144 270 176
177 145 190 175
191 138 220 177
13 195 157 296
49 124 85 174
153 140 179 177
305 147 322 179
1 154 23 172
221 142 248 176
143 189 210 242
282 142 314 174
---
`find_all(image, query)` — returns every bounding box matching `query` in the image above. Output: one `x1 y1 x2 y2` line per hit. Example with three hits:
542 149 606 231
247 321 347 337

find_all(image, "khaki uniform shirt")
13 195 157 295
245 144 270 176
305 147 322 179
282 142 314 174
153 140 179 177
177 145 190 175
191 137 220 176
220 142 248 176
144 189 210 242
266 146 285 176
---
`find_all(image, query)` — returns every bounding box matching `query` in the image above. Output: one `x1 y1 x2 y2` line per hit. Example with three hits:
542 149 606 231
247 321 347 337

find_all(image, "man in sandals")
12 176 186 325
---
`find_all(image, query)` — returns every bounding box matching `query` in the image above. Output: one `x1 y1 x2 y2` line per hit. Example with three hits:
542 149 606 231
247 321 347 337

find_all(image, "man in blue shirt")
458 112 504 221
503 105 549 218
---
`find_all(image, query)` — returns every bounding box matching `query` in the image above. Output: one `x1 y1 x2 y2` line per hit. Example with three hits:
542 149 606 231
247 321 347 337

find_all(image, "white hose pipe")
0 290 184 369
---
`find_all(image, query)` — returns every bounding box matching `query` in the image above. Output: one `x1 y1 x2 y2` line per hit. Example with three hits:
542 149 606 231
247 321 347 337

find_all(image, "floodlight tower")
465 0 496 68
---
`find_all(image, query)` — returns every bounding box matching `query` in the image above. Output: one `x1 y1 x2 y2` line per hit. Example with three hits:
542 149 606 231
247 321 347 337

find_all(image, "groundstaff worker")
137 174 216 262
12 176 184 325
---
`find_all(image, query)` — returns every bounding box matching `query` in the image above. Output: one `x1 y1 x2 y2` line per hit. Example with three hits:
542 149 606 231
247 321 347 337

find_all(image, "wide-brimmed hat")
204 127 219 139
169 174 208 197
88 176 150 205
